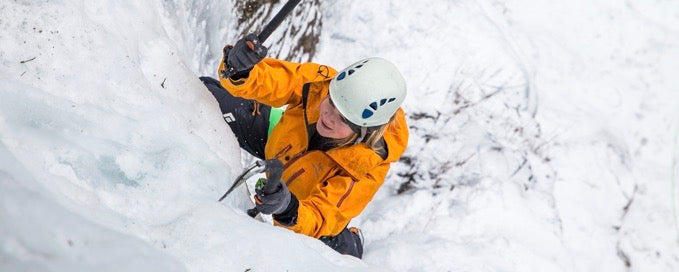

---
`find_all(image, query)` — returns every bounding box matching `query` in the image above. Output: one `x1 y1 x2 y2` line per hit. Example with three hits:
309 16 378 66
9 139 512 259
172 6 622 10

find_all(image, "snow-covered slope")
1 0 678 271
316 0 679 271
0 1 367 271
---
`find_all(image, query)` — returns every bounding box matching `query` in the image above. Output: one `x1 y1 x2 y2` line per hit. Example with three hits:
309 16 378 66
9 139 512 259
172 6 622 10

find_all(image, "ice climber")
201 33 409 258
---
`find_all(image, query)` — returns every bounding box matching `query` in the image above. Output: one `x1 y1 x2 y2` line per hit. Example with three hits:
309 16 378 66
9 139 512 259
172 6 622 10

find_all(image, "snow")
1 0 678 271
1 1 366 271
317 0 679 271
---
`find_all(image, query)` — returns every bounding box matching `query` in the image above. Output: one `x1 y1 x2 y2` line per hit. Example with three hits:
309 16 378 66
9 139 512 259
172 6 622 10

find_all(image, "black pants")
200 76 269 160
320 227 364 259
201 76 364 259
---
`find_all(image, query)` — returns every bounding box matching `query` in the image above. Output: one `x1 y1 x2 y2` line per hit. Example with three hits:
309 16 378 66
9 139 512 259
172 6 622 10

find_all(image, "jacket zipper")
336 179 357 208
284 148 316 168
286 168 305 186
273 144 292 159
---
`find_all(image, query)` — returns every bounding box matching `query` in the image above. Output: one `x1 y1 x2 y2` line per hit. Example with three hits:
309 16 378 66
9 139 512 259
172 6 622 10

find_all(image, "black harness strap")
302 83 312 144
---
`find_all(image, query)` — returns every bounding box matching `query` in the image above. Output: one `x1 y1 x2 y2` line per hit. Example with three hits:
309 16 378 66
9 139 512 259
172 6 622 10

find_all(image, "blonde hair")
332 115 395 153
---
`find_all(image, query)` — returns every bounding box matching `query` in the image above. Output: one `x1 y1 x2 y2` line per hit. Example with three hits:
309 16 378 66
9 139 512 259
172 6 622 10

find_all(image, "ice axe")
218 160 266 202
218 159 285 218
221 0 303 78
217 159 284 201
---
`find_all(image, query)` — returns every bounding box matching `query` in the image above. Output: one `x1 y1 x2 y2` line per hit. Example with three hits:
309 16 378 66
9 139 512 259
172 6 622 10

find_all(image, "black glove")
254 159 291 215
255 179 292 215
223 33 267 76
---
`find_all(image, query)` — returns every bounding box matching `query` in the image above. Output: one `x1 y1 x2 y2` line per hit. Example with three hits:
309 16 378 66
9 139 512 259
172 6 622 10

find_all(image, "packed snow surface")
1 0 678 271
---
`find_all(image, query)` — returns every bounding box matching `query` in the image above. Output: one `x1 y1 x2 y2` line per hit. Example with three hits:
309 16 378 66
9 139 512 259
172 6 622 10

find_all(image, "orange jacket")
219 58 409 238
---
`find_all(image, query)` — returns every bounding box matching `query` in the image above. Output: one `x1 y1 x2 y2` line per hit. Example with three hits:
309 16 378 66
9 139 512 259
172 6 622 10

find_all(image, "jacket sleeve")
218 58 334 107
276 164 390 238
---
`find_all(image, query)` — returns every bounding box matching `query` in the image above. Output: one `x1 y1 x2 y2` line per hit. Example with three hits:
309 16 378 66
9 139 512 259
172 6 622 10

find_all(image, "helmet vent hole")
362 109 374 119
355 64 363 68
380 99 387 106
363 60 369 64
337 71 346 81
388 97 396 103
348 69 355 75
369 102 378 110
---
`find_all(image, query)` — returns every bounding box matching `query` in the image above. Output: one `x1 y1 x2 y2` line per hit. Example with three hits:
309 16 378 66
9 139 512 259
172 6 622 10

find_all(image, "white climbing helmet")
329 57 406 127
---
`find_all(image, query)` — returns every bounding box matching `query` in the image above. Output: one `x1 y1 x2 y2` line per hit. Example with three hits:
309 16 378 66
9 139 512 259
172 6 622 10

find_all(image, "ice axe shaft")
223 0 302 78
218 159 284 207
259 159 284 195
257 0 302 43
218 160 266 202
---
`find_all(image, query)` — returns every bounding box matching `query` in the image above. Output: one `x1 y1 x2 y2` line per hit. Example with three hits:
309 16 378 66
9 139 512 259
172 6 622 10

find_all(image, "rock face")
234 0 322 62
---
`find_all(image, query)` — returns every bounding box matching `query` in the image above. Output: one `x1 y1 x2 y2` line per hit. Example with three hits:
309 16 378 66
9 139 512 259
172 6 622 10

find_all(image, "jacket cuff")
218 56 254 89
230 68 252 81
273 193 299 226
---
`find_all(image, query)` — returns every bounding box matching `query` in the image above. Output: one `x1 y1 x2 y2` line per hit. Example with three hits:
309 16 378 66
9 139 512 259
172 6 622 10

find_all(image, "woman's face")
316 97 355 139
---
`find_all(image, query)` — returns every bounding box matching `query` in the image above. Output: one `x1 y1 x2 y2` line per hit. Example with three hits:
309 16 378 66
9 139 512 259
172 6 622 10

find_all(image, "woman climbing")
201 33 409 259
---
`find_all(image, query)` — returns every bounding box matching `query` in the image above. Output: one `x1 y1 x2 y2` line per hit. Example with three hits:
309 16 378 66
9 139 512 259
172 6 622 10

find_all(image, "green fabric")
268 107 284 137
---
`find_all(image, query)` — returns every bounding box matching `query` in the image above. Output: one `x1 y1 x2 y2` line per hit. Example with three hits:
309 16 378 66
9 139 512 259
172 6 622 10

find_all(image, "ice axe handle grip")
247 208 259 218
260 159 284 195
248 159 284 218
221 39 261 79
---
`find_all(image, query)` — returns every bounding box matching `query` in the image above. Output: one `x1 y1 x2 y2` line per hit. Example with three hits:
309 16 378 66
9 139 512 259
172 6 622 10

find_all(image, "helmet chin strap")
354 127 368 145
